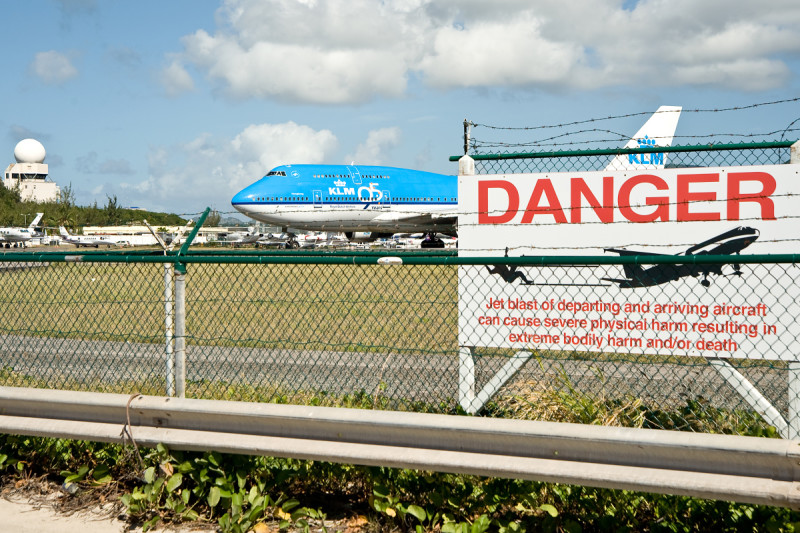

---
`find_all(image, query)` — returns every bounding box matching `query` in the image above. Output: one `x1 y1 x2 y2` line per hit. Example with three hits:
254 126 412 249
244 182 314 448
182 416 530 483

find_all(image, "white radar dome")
14 139 46 164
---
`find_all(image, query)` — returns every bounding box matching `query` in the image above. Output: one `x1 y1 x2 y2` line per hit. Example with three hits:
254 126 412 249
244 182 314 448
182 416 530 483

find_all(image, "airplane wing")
372 211 457 228
600 277 629 284
604 248 669 257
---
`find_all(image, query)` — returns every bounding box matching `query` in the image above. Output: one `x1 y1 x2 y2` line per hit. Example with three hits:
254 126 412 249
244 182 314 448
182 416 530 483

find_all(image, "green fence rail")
0 250 797 440
449 140 796 174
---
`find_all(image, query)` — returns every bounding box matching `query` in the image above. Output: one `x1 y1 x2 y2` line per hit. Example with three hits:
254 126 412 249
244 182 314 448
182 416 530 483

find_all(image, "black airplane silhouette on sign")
602 226 760 288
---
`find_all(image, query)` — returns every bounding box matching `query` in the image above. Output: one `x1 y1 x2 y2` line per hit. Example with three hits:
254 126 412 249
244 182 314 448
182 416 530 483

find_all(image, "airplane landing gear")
420 232 445 249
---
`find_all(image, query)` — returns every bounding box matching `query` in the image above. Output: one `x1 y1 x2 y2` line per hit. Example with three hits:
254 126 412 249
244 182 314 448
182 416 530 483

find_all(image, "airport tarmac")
0 333 787 413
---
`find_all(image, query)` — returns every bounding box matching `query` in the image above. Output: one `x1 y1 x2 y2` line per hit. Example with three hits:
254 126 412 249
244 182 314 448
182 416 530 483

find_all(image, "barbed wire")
471 97 800 131
473 128 800 150
781 117 800 141
468 97 800 153
459 236 800 254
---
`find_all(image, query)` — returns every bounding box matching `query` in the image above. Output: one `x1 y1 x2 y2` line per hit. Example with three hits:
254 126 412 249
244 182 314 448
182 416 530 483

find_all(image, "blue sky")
2 0 799 219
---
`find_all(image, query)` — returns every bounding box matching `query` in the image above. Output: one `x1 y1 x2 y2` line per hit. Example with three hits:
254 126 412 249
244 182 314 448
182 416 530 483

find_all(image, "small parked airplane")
255 232 291 248
59 226 127 248
222 231 265 246
602 226 760 288
0 213 43 248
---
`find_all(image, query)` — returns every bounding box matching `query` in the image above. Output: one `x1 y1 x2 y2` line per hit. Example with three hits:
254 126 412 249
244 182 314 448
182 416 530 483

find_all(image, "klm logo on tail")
627 136 664 165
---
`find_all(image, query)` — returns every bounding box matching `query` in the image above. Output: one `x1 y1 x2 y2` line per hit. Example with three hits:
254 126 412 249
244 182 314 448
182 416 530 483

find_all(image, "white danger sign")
457 164 800 361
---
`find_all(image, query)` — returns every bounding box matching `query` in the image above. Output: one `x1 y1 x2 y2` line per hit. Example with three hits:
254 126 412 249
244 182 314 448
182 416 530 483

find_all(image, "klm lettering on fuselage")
627 136 664 165
328 181 386 201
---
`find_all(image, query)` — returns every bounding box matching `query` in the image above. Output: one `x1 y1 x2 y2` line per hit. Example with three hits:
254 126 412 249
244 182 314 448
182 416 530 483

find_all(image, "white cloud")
417 13 582 88
175 0 430 103
168 0 800 102
160 60 195 97
30 51 78 85
119 122 338 213
347 127 401 165
180 29 409 103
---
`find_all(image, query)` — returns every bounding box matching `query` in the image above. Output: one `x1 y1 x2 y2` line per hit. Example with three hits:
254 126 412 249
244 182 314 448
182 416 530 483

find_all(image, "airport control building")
3 139 60 203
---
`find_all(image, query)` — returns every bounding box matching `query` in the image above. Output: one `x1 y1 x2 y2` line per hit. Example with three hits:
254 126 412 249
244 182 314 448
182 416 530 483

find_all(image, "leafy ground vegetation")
1 385 799 533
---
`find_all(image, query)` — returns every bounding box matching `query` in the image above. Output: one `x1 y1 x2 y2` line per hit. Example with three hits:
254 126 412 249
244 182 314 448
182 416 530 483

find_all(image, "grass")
0 261 459 352
488 377 778 437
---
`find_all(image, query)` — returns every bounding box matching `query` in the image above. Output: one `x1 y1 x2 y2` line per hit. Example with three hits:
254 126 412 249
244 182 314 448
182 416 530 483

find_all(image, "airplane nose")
231 188 251 206
231 188 256 217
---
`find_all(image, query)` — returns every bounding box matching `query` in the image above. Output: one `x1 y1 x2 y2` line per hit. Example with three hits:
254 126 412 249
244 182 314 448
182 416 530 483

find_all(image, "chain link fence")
0 141 797 437
0 252 797 438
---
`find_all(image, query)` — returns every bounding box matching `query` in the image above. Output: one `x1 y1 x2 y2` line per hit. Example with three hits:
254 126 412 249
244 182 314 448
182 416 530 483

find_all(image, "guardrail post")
174 269 186 398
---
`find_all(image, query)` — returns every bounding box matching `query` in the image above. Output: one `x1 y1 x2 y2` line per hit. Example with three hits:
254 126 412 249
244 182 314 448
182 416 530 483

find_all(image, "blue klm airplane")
231 106 681 243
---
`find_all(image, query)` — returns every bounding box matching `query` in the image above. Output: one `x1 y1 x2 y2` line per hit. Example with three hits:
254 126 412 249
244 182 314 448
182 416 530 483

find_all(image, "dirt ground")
0 479 217 533
0 497 227 532
0 497 132 533
0 480 370 533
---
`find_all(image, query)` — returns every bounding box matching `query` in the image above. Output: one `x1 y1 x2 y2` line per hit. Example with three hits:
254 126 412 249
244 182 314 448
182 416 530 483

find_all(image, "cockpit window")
266 171 287 176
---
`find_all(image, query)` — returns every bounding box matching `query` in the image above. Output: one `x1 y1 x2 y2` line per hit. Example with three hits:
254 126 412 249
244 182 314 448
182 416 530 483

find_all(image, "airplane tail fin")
59 226 70 238
29 213 43 229
604 105 682 171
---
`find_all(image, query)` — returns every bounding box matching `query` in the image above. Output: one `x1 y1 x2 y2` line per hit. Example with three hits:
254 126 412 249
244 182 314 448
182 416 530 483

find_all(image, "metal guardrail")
0 386 798 508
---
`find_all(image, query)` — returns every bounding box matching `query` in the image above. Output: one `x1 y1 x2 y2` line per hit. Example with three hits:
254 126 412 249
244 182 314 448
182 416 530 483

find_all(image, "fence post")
164 264 175 397
174 269 186 398
459 154 475 177
458 154 475 413
170 207 210 399
789 142 800 437
789 363 800 440
458 347 476 413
